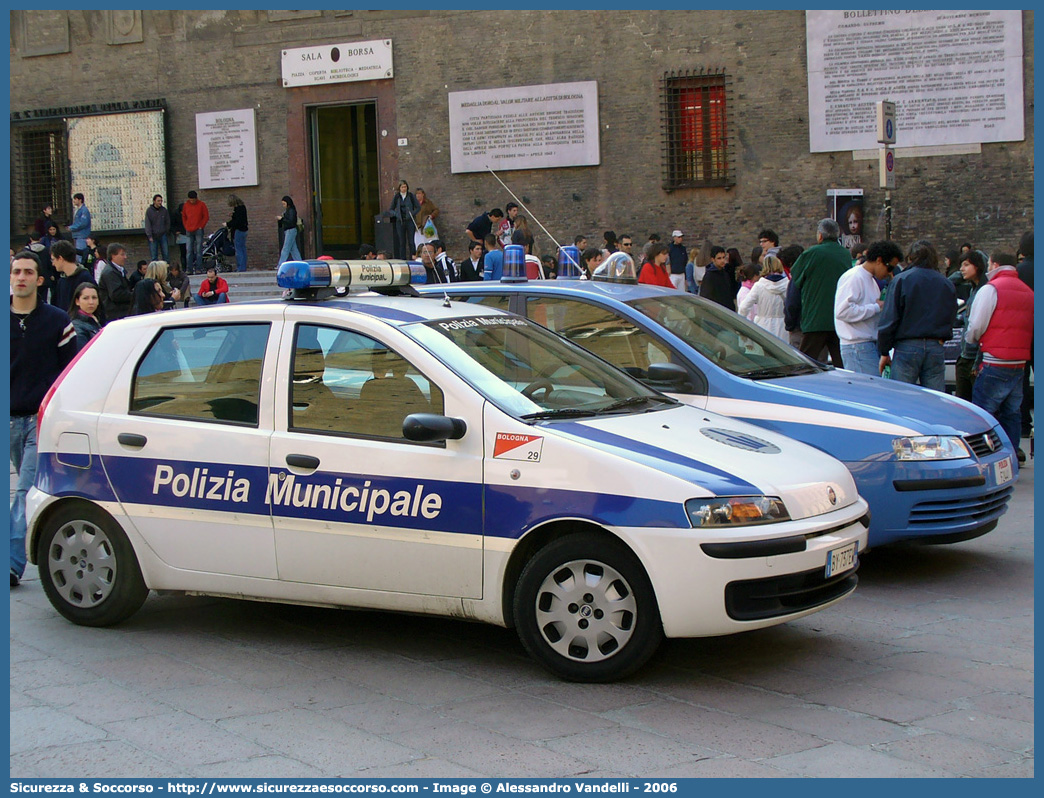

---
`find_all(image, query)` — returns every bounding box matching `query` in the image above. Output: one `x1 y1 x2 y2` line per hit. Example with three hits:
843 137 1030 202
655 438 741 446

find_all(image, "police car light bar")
277 259 428 297
558 245 583 280
592 252 638 284
502 244 527 283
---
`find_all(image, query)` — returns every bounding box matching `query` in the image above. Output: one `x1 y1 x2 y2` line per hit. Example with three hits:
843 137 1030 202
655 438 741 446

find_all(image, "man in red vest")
966 250 1034 460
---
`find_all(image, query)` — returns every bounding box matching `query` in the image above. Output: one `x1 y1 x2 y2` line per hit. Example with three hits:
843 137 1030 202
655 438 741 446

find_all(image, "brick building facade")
9 9 1035 268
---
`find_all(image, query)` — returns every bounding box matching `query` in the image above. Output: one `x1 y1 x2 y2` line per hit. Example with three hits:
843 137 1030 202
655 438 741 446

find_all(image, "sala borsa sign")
281 40 393 88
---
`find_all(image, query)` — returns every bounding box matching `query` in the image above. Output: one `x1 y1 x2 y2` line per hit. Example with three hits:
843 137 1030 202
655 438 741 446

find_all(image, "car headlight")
892 435 971 461
686 496 790 527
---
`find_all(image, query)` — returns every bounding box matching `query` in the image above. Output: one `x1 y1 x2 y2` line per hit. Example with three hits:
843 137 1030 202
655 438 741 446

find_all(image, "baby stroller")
193 227 235 274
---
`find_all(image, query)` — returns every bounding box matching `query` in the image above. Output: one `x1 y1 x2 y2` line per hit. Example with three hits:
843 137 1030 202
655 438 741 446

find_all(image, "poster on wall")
806 10 1024 152
448 81 600 174
66 110 166 233
195 108 259 189
828 189 864 250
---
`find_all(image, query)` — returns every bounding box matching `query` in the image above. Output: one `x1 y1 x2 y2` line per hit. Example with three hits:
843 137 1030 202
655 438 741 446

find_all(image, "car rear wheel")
37 504 148 627
513 533 663 682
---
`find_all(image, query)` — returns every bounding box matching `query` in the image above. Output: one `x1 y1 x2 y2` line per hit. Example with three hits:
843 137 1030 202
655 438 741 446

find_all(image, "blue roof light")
502 244 527 283
277 260 331 290
558 245 583 280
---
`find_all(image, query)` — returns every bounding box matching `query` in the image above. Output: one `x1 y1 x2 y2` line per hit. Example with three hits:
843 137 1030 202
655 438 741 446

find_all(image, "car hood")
711 369 999 438
550 403 859 521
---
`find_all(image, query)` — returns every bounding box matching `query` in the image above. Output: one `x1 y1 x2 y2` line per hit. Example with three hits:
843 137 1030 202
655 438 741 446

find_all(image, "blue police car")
417 251 1016 547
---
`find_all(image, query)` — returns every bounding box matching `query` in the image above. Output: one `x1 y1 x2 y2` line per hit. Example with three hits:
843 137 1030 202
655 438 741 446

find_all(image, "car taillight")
37 329 104 431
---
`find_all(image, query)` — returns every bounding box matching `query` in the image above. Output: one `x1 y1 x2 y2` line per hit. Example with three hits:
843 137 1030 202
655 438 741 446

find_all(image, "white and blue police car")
417 248 1017 548
28 259 867 681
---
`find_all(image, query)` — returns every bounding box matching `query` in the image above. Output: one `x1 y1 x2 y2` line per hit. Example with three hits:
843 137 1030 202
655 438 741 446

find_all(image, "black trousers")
955 355 977 401
800 330 843 369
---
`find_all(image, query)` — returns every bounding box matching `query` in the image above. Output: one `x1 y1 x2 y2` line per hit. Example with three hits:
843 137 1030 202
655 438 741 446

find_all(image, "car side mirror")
645 362 692 391
402 413 467 442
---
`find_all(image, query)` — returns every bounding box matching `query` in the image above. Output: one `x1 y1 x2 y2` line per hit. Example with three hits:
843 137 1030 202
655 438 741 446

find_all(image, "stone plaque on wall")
106 10 143 45
806 9 1024 152
195 109 260 189
448 81 601 174
21 10 71 57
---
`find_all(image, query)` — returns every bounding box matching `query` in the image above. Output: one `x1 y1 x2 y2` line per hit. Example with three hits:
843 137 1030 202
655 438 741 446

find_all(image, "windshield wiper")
595 395 677 413
520 408 599 421
742 364 822 380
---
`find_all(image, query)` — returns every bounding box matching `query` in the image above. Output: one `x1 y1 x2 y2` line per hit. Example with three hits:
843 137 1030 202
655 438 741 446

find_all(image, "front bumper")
619 498 869 638
845 431 1016 545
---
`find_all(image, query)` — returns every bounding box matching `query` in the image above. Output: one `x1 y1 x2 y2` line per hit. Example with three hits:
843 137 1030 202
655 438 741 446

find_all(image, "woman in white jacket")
738 254 789 339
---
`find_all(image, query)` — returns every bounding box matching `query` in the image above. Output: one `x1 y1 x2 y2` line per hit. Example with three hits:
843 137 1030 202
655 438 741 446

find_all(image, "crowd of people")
23 188 314 290
8 186 1036 585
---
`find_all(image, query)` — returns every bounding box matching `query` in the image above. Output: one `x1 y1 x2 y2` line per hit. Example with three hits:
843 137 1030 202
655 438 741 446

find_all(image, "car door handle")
117 433 148 448
286 454 320 470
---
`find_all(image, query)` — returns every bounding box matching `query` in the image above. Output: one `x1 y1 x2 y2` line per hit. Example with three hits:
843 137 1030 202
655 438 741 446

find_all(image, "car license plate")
995 456 1014 485
825 541 857 578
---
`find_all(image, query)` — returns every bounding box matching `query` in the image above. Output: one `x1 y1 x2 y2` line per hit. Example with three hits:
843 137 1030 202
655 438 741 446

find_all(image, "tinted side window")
449 294 512 312
290 324 444 440
525 296 671 379
131 323 270 425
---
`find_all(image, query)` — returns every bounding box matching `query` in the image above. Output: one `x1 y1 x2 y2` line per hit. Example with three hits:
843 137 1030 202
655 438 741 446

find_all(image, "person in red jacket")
182 190 210 274
196 267 229 305
638 243 674 288
965 251 1034 458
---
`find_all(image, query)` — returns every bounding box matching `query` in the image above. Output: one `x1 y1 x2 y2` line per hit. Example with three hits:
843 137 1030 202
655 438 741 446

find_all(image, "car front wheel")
37 504 148 627
513 532 663 682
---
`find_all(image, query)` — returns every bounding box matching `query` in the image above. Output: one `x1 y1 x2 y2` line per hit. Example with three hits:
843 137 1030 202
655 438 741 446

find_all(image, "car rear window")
130 323 270 426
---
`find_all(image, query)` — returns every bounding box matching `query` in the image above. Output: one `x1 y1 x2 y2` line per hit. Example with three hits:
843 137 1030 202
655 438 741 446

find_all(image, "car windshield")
628 294 825 378
405 315 675 420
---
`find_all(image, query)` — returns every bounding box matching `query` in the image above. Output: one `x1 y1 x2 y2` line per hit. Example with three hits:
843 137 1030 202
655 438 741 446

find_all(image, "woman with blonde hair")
684 246 705 293
141 260 180 310
738 254 789 339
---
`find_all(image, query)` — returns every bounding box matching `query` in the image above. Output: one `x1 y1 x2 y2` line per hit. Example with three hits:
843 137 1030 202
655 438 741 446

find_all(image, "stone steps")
189 269 283 303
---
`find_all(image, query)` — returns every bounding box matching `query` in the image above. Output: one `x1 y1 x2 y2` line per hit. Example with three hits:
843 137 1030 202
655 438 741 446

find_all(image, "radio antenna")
485 165 569 262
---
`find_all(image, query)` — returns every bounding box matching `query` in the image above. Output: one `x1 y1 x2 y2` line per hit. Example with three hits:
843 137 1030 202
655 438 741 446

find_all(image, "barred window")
661 70 734 191
10 123 71 235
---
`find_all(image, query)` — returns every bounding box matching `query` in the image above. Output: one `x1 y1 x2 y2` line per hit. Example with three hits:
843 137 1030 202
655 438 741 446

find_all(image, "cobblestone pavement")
9 460 1033 778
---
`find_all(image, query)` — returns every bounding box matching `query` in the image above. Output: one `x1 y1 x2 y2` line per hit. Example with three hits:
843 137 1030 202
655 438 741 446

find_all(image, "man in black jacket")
50 239 98 317
668 230 688 290
877 240 957 391
699 246 736 310
465 208 504 247
10 251 76 586
459 241 484 282
98 243 133 322
144 194 171 262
